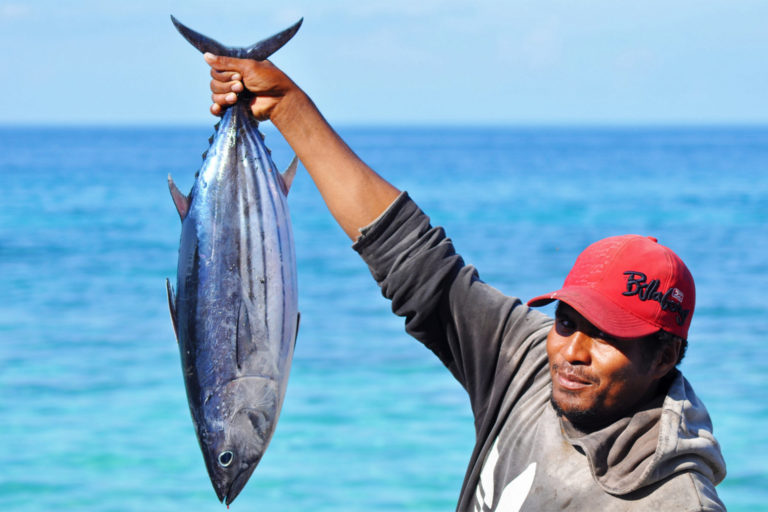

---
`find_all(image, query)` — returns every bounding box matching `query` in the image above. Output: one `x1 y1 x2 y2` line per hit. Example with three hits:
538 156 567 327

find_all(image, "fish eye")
218 451 234 467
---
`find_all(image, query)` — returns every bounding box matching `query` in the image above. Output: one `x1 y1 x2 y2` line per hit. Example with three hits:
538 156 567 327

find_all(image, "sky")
2 0 767 126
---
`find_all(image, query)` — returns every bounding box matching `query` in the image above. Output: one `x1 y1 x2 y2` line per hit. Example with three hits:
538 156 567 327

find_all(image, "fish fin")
170 15 302 61
279 156 299 195
236 299 258 371
166 278 179 343
170 15 230 56
236 301 247 371
242 19 303 60
294 312 301 348
167 174 190 221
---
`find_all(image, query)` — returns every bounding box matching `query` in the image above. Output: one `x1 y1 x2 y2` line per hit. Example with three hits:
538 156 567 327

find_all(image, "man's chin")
550 394 608 432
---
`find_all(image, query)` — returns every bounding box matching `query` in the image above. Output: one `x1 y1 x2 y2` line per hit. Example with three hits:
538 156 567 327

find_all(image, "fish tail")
170 15 303 61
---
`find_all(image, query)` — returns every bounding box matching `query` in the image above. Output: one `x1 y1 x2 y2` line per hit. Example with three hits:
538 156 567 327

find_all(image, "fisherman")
202 53 727 511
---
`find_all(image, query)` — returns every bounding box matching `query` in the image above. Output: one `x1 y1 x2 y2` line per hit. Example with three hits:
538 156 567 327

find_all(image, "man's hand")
204 52 400 239
205 53 298 122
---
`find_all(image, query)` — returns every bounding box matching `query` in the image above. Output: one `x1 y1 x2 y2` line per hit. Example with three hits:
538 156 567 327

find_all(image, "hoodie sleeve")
353 192 552 419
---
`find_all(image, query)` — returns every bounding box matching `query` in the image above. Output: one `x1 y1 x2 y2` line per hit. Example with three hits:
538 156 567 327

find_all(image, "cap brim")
528 286 660 339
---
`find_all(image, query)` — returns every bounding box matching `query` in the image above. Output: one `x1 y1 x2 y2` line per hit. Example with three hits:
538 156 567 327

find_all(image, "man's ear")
651 338 682 380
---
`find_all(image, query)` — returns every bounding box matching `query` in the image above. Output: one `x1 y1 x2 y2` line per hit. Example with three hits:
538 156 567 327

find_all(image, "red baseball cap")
528 235 695 340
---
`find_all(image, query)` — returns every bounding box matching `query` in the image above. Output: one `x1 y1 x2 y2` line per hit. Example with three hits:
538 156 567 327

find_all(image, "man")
203 52 726 511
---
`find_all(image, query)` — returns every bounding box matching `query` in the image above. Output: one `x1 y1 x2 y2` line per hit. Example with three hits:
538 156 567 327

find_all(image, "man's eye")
556 315 575 331
596 331 619 344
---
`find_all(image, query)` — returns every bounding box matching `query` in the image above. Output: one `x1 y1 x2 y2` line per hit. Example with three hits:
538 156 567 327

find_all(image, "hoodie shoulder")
652 372 727 488
621 470 726 511
564 371 726 500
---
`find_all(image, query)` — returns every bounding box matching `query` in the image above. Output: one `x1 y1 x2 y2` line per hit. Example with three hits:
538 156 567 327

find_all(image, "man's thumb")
204 52 243 71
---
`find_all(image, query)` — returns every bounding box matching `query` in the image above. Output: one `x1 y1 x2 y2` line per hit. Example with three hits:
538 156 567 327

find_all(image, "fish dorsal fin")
170 15 303 61
279 156 299 195
167 174 190 221
166 278 179 343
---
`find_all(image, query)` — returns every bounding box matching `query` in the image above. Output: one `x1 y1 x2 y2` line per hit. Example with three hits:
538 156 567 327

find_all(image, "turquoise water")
1 125 766 510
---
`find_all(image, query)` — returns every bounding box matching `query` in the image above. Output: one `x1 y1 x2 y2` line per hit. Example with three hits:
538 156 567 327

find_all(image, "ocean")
1 125 766 511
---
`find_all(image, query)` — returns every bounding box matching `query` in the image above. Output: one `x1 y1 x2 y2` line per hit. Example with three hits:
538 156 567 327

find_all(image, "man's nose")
561 331 592 365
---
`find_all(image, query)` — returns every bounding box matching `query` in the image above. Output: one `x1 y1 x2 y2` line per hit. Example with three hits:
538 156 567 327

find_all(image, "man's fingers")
211 79 243 94
210 68 241 82
212 92 239 106
204 52 234 71
205 52 274 73
204 52 254 73
204 52 285 120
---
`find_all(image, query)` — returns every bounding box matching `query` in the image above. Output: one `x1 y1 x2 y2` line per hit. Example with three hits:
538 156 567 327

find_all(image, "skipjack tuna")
166 15 302 506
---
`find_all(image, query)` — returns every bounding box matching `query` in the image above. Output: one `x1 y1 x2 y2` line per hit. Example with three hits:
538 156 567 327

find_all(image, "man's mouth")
552 364 596 391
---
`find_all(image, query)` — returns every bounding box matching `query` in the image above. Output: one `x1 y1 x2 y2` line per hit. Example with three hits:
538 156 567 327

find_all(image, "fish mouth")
223 464 257 506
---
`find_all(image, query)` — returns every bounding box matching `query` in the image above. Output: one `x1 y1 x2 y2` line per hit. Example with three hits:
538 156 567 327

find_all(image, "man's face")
546 303 660 429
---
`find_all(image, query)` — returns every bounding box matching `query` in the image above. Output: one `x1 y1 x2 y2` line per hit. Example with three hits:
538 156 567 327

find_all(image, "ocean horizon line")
1 121 768 132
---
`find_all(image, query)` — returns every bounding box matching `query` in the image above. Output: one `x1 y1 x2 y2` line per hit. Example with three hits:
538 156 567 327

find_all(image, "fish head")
199 381 279 505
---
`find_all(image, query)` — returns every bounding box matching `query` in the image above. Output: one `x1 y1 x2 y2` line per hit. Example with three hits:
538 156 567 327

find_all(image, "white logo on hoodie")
474 437 536 511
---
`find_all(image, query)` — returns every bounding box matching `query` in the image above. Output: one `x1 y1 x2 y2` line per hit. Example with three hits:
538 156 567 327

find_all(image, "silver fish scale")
172 101 298 502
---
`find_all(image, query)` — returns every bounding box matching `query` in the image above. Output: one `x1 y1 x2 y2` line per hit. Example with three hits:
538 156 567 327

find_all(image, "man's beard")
549 394 610 432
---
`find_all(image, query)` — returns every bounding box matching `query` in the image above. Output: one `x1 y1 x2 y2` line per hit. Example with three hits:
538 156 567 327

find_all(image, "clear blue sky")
3 0 767 125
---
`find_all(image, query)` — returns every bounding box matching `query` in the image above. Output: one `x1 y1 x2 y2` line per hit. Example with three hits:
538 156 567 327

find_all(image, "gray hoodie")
353 193 726 511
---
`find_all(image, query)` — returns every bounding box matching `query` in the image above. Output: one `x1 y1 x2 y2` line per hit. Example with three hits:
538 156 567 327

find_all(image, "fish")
166 15 302 506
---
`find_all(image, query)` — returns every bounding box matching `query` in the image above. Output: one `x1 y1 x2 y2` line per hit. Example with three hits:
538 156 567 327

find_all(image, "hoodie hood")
561 370 726 496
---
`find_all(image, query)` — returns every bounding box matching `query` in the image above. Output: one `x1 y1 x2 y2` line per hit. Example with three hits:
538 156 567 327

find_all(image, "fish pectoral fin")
167 174 190 221
279 156 299 195
166 278 179 343
235 299 259 371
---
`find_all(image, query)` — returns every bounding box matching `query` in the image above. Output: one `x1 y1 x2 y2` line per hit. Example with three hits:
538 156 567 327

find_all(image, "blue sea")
1 124 766 511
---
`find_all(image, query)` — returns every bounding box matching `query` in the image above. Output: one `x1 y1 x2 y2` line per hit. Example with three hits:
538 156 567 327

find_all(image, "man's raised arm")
205 53 400 240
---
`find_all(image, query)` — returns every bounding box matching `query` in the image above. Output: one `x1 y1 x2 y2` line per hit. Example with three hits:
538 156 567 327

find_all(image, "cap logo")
622 271 690 326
